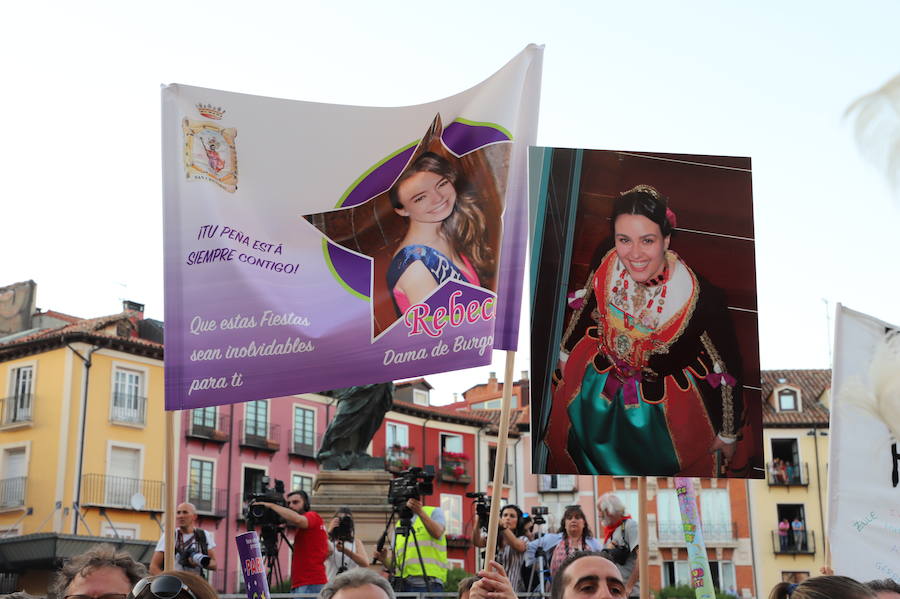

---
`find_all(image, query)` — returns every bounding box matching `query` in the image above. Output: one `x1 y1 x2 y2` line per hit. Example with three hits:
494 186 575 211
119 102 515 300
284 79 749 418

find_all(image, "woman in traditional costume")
544 184 743 477
386 152 492 315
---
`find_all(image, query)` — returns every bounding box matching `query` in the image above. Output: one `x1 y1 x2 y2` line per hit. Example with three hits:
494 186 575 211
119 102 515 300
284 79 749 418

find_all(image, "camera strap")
195 529 209 556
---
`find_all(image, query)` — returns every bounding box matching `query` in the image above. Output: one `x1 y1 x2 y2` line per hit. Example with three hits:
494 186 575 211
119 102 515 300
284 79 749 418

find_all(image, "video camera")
530 505 548 526
244 476 287 530
388 466 435 508
466 491 491 529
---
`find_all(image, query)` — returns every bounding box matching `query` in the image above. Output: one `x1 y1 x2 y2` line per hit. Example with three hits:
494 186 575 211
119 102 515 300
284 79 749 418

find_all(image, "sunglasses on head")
127 576 199 599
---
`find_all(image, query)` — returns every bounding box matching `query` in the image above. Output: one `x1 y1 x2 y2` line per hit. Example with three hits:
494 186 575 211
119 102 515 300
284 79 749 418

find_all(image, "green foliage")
269 579 293 594
445 567 475 593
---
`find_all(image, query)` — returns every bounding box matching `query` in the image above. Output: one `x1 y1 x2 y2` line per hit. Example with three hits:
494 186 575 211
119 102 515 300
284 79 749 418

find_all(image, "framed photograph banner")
530 147 762 478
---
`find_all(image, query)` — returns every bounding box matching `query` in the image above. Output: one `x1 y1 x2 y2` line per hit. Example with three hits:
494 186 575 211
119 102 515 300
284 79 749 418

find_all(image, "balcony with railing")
81 473 164 511
0 395 33 428
110 393 147 426
0 477 26 509
239 421 281 452
772 529 816 555
766 462 809 487
180 485 228 517
538 474 576 493
386 445 415 472
184 411 230 442
289 430 323 459
439 452 472 484
657 521 736 545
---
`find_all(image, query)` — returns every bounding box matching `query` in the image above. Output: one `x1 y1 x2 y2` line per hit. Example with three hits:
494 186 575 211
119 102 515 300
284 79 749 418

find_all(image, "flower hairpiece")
665 207 677 228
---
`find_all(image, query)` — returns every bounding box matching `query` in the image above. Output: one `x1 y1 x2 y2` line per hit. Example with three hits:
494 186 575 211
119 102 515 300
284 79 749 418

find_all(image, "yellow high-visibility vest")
394 506 448 583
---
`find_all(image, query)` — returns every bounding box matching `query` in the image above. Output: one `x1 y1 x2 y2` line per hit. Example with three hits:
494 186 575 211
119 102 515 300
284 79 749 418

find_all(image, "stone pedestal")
311 470 395 560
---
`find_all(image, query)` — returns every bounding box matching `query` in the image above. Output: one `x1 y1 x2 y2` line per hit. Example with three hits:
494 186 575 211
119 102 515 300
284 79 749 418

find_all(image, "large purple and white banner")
162 46 542 409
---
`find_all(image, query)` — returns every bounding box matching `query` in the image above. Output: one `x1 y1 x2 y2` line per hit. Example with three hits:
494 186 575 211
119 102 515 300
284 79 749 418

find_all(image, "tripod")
526 520 549 597
258 524 293 589
376 505 435 593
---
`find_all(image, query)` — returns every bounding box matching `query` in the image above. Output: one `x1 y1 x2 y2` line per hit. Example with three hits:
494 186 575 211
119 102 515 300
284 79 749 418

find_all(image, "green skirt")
567 366 681 475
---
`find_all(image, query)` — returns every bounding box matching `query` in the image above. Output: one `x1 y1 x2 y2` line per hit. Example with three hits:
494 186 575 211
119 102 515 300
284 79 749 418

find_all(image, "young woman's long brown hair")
389 151 493 281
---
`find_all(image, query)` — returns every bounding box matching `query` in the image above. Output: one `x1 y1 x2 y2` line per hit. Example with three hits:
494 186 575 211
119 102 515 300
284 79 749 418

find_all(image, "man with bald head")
550 552 626 599
150 502 218 575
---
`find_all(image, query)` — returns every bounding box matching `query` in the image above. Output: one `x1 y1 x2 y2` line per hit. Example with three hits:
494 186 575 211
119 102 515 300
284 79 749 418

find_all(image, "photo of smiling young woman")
531 148 762 479
304 123 509 338
386 151 492 315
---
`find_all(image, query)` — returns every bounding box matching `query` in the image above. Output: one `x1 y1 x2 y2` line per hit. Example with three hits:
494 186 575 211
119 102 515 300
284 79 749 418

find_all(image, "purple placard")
236 531 272 599
161 46 543 409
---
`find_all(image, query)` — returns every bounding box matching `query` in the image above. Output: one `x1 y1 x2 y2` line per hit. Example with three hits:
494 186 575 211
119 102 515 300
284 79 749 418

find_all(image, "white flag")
829 304 900 581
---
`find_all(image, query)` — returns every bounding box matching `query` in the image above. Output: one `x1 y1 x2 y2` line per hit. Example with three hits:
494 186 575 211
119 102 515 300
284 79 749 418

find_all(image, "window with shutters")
0 447 27 508
4 365 34 426
111 368 146 425
188 458 215 513
106 446 142 507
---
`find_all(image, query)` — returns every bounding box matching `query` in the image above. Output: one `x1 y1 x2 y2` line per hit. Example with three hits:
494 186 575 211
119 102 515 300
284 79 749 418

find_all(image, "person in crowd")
373 497 448 593
791 516 806 551
468 561 517 599
544 184 744 477
769 575 876 599
129 571 217 599
597 493 639 597
526 506 603 581
50 544 146 599
387 151 493 315
255 489 329 595
785 461 798 484
150 503 217 575
775 459 788 484
457 576 479 599
326 507 370 580
320 568 396 599
778 518 790 551
866 579 900 599
549 551 626 599
522 514 536 541
471 504 528 592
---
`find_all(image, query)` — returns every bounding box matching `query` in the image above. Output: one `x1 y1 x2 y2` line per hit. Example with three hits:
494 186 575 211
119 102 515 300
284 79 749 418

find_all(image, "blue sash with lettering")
387 245 470 315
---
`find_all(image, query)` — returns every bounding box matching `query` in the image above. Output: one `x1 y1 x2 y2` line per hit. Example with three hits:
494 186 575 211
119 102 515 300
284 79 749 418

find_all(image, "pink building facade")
177 393 329 593
175 382 510 591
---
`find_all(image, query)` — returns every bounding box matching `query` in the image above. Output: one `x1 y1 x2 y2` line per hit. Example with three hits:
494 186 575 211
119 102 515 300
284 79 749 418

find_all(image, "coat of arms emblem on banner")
183 104 238 192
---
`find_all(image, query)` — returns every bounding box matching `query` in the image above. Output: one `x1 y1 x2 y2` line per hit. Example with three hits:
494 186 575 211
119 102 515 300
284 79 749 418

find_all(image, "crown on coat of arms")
197 103 225 120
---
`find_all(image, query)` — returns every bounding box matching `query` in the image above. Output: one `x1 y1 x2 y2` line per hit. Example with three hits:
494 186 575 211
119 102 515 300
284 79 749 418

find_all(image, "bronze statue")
316 383 394 470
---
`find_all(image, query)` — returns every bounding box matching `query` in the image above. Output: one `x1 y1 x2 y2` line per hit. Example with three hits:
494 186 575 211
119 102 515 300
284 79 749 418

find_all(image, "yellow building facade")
749 369 831 594
0 302 164 592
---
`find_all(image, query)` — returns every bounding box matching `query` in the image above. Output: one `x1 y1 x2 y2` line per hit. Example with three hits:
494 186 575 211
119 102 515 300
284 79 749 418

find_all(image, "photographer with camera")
597 493 640 598
374 468 447 595
255 489 329 594
469 499 527 593
326 507 370 580
150 503 217 575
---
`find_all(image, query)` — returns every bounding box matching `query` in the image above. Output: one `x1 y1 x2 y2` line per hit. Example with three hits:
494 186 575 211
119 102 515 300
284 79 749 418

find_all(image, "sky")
4 1 900 405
